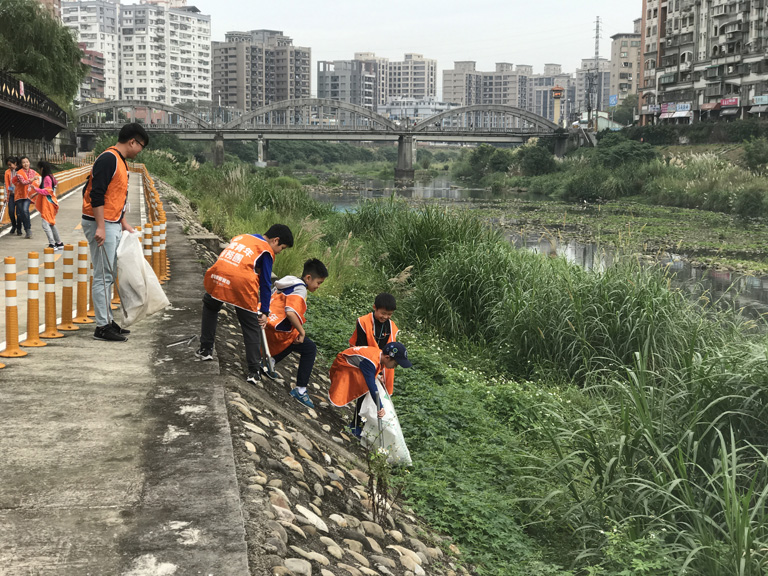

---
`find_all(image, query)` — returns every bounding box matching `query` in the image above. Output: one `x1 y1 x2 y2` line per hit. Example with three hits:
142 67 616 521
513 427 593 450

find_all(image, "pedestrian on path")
82 122 149 342
4 156 19 234
31 161 63 251
12 156 38 239
196 224 293 386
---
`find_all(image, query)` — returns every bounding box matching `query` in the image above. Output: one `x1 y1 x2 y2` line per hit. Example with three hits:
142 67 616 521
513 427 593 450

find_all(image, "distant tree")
0 0 87 102
611 94 639 126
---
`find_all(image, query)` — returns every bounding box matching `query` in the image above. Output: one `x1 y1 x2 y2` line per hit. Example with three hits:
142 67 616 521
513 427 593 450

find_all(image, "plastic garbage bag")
116 230 170 327
359 381 412 466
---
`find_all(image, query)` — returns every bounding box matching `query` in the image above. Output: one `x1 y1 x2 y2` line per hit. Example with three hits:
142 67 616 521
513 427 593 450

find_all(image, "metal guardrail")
0 70 68 128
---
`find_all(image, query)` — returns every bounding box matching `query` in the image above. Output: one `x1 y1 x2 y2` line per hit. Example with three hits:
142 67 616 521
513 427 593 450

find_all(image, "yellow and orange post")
40 247 63 339
143 224 152 265
73 241 93 324
20 252 46 347
152 220 161 280
0 257 28 358
57 244 78 331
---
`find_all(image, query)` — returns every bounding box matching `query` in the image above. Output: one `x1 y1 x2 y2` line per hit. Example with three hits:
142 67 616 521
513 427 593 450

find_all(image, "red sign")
720 97 739 107
19 81 24 97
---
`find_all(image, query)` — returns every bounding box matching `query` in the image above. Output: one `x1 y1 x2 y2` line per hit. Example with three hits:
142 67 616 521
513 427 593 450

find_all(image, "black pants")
7 192 17 230
200 292 263 373
273 337 316 389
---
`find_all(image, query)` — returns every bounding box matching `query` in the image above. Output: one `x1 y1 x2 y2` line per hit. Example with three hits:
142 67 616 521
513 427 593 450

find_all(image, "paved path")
0 176 249 575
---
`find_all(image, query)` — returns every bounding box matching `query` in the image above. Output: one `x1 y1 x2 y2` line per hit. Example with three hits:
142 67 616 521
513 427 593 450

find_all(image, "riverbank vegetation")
138 145 768 576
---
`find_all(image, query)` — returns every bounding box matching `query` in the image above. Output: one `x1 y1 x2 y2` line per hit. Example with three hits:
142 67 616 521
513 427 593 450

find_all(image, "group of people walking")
4 155 63 249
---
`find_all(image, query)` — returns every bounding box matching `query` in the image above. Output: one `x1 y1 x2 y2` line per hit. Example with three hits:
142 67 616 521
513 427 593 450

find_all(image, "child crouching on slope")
264 258 329 408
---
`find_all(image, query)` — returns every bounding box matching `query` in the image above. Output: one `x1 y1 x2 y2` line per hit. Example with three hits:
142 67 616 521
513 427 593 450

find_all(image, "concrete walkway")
0 175 249 575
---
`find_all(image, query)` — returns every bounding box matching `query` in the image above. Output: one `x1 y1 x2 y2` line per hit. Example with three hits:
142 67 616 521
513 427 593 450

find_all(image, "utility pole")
594 16 602 126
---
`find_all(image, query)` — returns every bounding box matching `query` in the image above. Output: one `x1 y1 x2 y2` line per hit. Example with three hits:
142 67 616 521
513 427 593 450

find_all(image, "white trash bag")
359 381 412 466
115 230 170 327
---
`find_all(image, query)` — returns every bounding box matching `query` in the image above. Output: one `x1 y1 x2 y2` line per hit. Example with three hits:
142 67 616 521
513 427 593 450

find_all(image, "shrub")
733 183 765 218
517 145 558 176
743 137 768 173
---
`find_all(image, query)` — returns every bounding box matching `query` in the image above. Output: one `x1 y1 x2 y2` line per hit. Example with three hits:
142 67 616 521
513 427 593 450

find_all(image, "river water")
310 175 768 320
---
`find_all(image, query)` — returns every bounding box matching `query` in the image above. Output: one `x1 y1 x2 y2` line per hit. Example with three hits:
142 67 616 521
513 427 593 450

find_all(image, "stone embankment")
160 179 472 576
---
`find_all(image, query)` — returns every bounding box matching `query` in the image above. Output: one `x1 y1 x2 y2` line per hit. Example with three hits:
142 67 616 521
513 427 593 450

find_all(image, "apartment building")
62 0 120 100
212 30 311 112
442 61 533 109
378 97 455 122
79 43 106 103
529 64 576 124
317 60 375 109
442 61 482 106
575 58 611 114
119 4 211 105
353 52 390 108
387 54 437 100
610 20 642 106
39 0 61 18
639 0 768 124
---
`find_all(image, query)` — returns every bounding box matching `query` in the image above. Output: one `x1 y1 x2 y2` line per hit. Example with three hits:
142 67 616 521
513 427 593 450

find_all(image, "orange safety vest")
13 168 38 201
349 313 399 395
329 346 384 407
82 147 128 222
265 281 308 356
33 176 59 225
4 169 14 194
203 234 275 312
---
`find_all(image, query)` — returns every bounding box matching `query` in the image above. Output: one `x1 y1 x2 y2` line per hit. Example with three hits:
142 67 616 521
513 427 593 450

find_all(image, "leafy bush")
517 145 557 176
733 183 765 218
743 137 768 173
594 139 658 168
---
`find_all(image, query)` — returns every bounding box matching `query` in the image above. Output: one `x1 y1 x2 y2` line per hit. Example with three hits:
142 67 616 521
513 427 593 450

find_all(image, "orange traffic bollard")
20 252 46 348
40 247 63 339
152 221 161 281
159 220 169 281
73 241 93 324
143 224 152 265
0 257 28 357
57 244 79 331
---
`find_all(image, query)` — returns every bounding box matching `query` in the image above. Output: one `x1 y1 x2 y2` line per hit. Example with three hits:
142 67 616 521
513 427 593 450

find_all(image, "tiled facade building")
387 53 437 100
609 19 642 106
640 0 768 124
78 42 106 103
317 60 376 109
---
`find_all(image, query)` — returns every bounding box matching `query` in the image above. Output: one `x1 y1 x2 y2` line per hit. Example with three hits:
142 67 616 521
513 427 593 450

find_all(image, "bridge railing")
0 70 68 128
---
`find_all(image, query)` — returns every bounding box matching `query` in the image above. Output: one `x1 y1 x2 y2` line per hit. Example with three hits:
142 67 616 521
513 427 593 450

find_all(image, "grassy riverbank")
143 148 768 576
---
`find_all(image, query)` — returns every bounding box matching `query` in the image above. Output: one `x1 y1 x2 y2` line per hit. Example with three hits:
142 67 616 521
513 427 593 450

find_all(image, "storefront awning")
699 103 721 111
749 105 768 114
659 112 674 119
672 111 692 118
720 108 740 116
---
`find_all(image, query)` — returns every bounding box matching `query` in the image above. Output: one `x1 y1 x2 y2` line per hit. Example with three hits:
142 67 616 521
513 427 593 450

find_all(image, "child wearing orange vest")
349 292 400 433
30 161 63 251
196 224 294 387
12 156 39 239
264 258 329 408
4 156 19 234
329 342 412 439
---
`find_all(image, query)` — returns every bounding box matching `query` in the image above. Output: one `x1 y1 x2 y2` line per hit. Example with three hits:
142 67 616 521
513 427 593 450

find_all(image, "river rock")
343 539 363 554
371 555 396 568
295 504 328 532
328 514 347 527
306 461 328 481
360 521 385 539
268 520 288 544
282 456 304 473
358 568 378 576
275 429 294 442
313 483 324 498
388 530 403 543
272 505 295 523
266 536 286 555
243 422 268 436
327 545 343 560
337 564 362 576
345 549 370 567
283 558 312 576
365 537 382 554
280 521 306 539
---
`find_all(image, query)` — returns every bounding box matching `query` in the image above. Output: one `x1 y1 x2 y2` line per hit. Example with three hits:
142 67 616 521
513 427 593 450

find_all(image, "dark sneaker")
111 320 130 335
194 347 213 361
261 364 284 382
25 233 32 239
246 372 261 386
55 242 64 251
10 227 16 234
16 231 22 236
48 244 55 249
290 388 315 409
347 424 363 439
93 324 127 342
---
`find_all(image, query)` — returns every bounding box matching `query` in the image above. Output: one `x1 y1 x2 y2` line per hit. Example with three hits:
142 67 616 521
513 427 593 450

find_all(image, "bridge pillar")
213 133 225 166
395 135 415 182
553 135 568 158
257 138 264 163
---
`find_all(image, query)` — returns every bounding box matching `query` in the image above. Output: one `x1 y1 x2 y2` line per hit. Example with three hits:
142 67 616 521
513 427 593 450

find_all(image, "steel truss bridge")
76 98 564 177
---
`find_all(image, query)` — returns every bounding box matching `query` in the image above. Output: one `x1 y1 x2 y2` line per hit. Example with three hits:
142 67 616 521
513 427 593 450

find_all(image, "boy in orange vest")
196 224 293 386
348 293 399 433
264 258 328 408
329 342 412 439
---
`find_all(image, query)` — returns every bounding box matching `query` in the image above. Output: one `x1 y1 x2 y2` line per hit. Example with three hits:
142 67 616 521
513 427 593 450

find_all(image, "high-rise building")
317 60 375 109
119 3 211 105
62 0 120 100
39 0 61 18
442 61 482 106
610 20 642 107
529 64 576 124
78 42 106 103
387 53 437 100
212 30 311 112
442 61 535 110
353 52 389 108
575 58 611 114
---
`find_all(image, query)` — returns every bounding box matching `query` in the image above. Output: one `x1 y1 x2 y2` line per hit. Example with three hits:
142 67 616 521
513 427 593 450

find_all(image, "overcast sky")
191 0 641 96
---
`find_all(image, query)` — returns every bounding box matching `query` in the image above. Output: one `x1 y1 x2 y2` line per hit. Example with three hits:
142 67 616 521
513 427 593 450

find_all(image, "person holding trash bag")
82 122 149 342
328 342 412 439
196 224 293 387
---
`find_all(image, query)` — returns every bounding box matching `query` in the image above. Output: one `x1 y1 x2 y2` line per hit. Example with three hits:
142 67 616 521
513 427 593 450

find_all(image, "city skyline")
190 0 641 91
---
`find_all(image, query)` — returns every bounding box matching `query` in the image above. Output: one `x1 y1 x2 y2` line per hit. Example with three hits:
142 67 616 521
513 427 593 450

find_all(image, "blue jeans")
82 218 122 327
6 191 17 230
16 198 31 234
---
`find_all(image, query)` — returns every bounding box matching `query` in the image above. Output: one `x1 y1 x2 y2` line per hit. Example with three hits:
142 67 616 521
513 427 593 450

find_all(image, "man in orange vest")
196 224 293 386
82 123 149 342
329 341 412 439
349 292 399 432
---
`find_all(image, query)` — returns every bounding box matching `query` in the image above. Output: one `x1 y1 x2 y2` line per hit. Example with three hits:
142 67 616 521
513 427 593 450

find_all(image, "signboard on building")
754 95 768 105
661 103 678 113
609 94 618 107
720 97 739 107
677 103 691 111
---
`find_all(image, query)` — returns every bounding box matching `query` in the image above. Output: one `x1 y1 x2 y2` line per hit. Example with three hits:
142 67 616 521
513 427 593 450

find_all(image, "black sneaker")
261 364 284 382
111 320 130 335
10 227 16 234
246 372 261 386
93 324 127 342
194 347 213 361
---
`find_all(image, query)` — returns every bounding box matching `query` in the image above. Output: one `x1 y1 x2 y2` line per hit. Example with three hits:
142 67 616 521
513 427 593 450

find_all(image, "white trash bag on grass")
115 230 170 327
359 381 412 466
